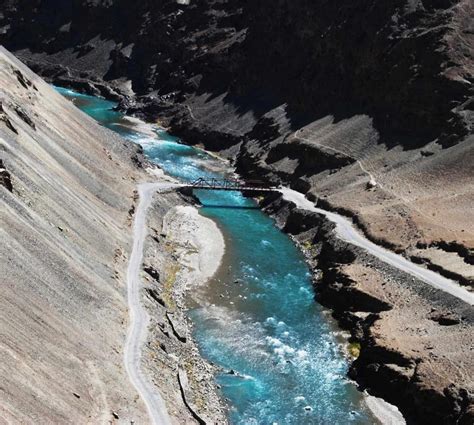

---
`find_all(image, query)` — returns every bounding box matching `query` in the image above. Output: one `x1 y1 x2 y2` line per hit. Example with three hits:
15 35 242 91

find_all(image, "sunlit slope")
0 47 148 423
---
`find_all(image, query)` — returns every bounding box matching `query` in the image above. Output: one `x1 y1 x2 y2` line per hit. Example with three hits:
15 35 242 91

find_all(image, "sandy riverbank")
136 189 228 424
162 205 225 305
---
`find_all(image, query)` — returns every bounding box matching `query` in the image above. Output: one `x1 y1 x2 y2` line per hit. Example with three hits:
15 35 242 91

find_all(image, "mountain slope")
1 0 472 148
0 47 148 423
0 2 473 422
0 0 472 286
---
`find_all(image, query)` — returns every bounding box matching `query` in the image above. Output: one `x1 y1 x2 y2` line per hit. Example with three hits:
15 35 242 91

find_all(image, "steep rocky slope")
1 0 472 286
0 48 150 423
0 47 228 424
0 47 150 423
1 0 471 146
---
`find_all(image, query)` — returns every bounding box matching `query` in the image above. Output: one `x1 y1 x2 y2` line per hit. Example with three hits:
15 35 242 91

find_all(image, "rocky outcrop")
0 101 18 134
260 194 474 425
0 159 12 191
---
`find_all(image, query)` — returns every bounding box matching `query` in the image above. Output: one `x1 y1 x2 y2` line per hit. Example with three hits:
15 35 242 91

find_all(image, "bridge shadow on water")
201 204 260 210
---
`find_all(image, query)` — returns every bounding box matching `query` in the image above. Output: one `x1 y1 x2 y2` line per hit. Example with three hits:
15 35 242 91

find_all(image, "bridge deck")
182 184 278 192
181 177 279 192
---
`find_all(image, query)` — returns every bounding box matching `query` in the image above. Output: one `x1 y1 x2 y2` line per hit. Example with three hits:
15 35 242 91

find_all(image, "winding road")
124 182 179 425
280 188 474 305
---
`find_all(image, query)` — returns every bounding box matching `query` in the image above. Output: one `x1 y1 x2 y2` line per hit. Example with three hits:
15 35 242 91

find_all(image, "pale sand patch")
365 395 406 425
162 205 225 295
121 115 160 137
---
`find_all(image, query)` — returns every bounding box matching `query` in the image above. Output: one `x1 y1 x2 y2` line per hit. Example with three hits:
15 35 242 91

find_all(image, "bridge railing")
190 177 243 189
185 177 277 191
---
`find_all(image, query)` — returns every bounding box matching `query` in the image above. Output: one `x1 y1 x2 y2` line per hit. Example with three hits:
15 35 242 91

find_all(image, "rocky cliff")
1 0 471 286
1 0 472 147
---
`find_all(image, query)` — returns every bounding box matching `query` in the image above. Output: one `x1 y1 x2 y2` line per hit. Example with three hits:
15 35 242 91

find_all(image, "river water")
56 87 379 424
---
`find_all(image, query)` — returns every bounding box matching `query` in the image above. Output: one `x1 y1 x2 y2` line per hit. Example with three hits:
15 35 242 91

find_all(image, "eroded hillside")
0 1 473 423
1 0 472 285
0 47 148 423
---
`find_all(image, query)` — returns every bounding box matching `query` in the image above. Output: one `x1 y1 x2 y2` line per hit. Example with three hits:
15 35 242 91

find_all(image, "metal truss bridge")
182 177 279 192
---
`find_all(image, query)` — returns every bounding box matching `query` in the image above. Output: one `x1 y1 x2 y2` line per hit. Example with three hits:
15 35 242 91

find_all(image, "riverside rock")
260 193 474 424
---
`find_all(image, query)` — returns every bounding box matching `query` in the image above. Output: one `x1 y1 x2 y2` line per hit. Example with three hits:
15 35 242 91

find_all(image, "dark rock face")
145 288 167 308
260 194 474 425
0 159 13 192
143 265 160 282
13 105 35 129
0 0 472 149
13 69 36 91
241 1 473 148
0 101 18 134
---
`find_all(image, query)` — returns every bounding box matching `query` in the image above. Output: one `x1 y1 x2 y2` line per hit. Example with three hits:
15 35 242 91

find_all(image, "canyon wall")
1 2 471 277
0 47 149 423
1 0 472 147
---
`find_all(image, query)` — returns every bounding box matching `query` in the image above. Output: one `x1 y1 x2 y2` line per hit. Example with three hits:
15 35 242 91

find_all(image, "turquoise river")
56 87 379 425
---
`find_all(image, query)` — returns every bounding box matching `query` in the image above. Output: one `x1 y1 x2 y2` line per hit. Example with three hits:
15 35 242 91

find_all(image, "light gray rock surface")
0 47 149 423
